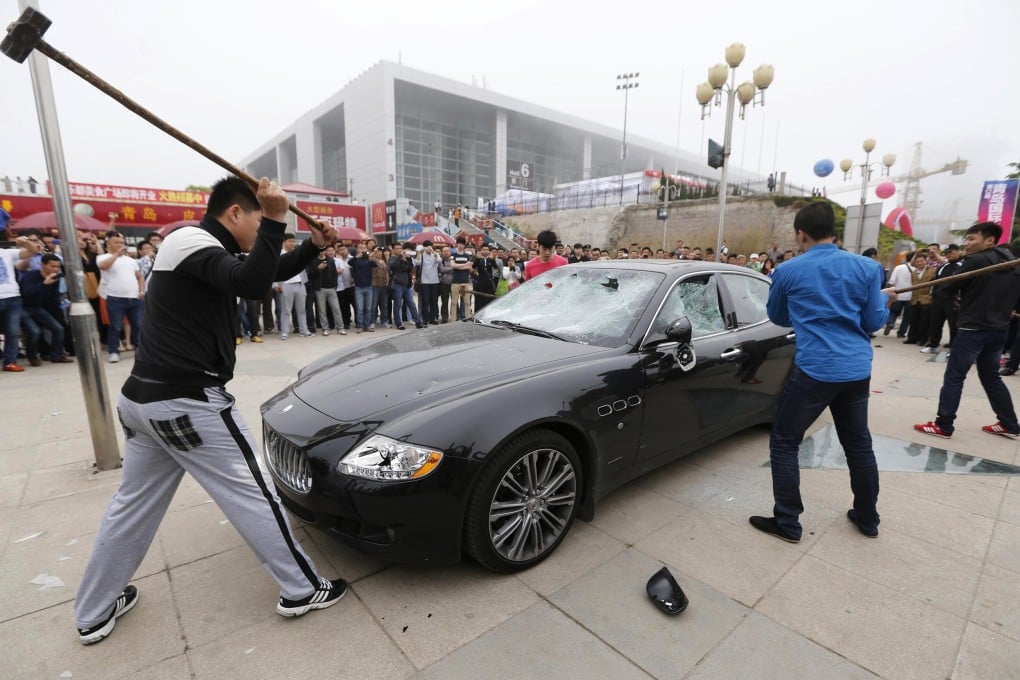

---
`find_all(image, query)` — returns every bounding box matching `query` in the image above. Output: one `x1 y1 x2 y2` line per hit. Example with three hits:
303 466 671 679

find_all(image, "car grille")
263 424 312 494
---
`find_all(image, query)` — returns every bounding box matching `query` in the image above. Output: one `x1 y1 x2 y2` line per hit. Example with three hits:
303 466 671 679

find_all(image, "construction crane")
894 142 967 223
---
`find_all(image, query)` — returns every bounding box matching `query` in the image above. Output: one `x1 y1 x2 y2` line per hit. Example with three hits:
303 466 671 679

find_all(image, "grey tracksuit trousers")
74 385 324 628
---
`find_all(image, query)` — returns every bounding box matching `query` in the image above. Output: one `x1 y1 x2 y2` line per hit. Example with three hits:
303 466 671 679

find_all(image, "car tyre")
464 429 581 573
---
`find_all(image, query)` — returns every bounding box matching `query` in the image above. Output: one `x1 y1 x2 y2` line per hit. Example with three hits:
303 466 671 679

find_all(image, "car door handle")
785 332 796 340
720 348 743 361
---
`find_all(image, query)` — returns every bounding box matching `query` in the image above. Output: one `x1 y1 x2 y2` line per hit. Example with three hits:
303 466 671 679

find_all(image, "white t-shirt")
0 249 21 299
97 253 141 298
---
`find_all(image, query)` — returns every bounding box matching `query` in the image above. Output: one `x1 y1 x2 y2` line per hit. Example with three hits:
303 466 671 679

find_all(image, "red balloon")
875 181 896 199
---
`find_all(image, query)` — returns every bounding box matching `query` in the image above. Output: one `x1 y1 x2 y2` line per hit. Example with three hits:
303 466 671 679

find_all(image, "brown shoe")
51 355 74 364
3 363 24 372
29 356 43 367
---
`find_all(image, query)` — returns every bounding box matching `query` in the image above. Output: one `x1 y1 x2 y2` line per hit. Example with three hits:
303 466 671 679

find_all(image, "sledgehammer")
2 7 327 231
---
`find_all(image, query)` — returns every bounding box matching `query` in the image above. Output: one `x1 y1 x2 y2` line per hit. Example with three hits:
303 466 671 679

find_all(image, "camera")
55 272 64 278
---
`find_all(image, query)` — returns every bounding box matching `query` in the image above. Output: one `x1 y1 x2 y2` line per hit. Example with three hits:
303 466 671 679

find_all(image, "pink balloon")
875 181 896 199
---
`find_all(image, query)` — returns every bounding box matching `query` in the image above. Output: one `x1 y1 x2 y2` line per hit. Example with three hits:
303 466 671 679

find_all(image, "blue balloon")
813 159 834 178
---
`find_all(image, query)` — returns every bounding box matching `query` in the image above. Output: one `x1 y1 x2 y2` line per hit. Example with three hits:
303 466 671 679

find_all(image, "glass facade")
505 113 584 192
395 82 492 209
320 107 347 193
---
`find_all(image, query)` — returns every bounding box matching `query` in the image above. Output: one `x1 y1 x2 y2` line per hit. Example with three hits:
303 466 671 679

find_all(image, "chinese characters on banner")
294 201 367 233
976 179 1019 244
49 181 210 205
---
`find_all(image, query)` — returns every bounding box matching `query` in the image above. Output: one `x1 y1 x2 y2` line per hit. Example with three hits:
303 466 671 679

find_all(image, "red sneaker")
2 363 24 373
982 422 1020 440
914 421 951 439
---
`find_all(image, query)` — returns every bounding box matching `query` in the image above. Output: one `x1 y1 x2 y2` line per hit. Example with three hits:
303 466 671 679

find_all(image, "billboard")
976 179 1019 244
506 161 533 191
293 201 366 233
370 199 397 234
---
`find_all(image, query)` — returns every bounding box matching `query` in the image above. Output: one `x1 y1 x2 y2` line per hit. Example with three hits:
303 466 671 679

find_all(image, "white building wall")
494 110 507 194
343 65 393 203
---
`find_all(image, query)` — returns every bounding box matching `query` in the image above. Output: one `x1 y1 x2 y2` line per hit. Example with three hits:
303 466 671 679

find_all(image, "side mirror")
665 317 693 345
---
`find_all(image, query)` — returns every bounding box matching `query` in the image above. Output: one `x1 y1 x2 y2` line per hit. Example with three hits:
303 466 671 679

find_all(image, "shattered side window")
650 275 726 338
721 274 770 326
475 267 664 347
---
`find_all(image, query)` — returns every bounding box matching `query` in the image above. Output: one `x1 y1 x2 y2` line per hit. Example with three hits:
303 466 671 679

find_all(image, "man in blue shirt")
750 202 892 542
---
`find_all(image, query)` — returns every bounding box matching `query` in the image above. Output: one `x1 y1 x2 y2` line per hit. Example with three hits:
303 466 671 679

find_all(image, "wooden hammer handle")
893 257 1020 294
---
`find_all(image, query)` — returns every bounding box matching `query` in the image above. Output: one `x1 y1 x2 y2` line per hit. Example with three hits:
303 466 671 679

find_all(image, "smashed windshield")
475 267 664 347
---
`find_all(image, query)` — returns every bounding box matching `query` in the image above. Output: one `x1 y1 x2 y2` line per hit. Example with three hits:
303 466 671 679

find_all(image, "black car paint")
261 262 795 564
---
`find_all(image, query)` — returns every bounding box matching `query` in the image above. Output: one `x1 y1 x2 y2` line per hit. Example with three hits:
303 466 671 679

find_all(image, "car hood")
291 323 608 421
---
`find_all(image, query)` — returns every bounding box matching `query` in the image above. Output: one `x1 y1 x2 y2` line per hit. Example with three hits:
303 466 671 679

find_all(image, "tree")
185 184 211 192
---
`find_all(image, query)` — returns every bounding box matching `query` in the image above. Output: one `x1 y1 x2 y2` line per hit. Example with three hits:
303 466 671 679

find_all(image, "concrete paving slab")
187 593 415 680
998 488 1020 527
686 611 880 680
549 548 747 678
0 571 185 680
880 470 1007 519
875 486 996 560
808 524 982 618
0 472 27 508
20 459 123 506
1 527 164 621
412 600 652 680
589 482 686 544
301 525 392 583
757 555 965 680
171 528 336 648
123 654 192 679
969 563 1020 643
985 520 1020 574
951 622 1020 680
635 507 805 606
354 562 539 669
513 520 625 596
159 500 246 569
3 483 124 558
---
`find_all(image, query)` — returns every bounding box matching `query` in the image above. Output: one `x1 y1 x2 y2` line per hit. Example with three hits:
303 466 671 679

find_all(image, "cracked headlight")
337 435 443 481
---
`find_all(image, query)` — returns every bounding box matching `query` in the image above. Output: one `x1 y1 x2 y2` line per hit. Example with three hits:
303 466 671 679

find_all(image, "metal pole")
856 150 870 253
20 0 120 471
715 70 737 259
620 85 628 206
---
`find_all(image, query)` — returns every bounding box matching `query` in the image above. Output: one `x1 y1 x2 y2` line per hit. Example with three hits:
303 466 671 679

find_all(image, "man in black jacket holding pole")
75 177 346 645
914 222 1020 439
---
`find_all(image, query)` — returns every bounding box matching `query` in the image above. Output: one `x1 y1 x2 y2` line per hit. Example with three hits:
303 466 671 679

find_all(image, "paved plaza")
1 329 1018 679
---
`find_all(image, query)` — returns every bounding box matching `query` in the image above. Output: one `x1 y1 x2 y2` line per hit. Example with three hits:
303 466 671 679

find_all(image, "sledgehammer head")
1 7 51 64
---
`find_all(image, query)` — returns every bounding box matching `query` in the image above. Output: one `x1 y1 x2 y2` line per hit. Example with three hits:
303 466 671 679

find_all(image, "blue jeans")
0 295 22 365
935 329 1018 435
106 296 143 354
354 286 373 329
22 306 65 360
770 366 880 539
392 284 421 327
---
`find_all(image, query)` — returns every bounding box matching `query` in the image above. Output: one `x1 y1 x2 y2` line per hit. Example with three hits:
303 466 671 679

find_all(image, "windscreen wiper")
488 319 567 341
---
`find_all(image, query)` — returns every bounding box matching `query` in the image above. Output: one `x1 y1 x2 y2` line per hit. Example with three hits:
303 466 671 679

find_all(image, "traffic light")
708 139 724 169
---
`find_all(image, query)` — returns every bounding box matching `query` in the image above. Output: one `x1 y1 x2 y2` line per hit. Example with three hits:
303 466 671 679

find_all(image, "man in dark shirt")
450 238 473 320
915 222 1020 439
74 178 346 646
19 253 73 365
388 242 423 329
472 244 500 311
922 244 963 353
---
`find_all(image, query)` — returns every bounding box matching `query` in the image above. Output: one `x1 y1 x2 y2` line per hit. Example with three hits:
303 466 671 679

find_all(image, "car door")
637 273 742 463
718 272 797 419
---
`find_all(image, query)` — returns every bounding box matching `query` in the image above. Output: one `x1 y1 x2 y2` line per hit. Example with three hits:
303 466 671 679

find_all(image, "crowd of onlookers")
0 227 160 372
5 223 1018 377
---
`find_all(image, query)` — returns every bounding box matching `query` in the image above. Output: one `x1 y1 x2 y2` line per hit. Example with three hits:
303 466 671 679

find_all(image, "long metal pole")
666 70 685 252
715 70 737 259
20 0 119 471
620 86 629 205
856 150 870 253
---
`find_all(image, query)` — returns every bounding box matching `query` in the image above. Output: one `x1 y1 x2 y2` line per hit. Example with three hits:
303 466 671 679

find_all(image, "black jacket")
307 254 338 291
388 255 415 288
132 216 319 387
934 246 1020 331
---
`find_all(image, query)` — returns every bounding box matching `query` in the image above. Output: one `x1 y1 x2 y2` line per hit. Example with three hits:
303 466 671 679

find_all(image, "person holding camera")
18 253 73 366
388 242 423 330
414 240 441 325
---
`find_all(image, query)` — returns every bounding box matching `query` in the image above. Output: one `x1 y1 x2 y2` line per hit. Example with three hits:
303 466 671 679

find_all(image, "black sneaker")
847 509 879 538
77 585 139 645
276 578 347 618
748 516 800 543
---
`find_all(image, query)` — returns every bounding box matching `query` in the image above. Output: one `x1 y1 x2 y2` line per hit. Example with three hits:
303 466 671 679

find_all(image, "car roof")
565 259 767 278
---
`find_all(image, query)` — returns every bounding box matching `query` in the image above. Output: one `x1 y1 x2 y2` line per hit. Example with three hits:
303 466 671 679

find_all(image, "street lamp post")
839 140 896 253
696 43 774 260
616 72 639 205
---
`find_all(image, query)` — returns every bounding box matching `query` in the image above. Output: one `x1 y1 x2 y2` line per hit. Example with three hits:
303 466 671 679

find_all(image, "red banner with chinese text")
293 201 367 233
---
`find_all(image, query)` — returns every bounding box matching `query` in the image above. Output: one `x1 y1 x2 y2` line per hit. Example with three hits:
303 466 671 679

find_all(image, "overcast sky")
4 0 1017 240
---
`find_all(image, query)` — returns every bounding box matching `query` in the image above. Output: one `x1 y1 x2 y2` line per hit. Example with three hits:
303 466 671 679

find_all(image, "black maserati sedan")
261 261 796 572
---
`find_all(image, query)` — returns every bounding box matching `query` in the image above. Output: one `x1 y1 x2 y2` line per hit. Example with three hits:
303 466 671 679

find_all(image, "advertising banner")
506 161 533 191
49 181 210 205
1 193 205 226
976 179 1019 244
293 201 366 233
370 199 397 234
396 223 422 240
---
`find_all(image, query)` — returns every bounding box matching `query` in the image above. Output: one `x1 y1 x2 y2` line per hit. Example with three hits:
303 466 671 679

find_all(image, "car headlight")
337 435 443 481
